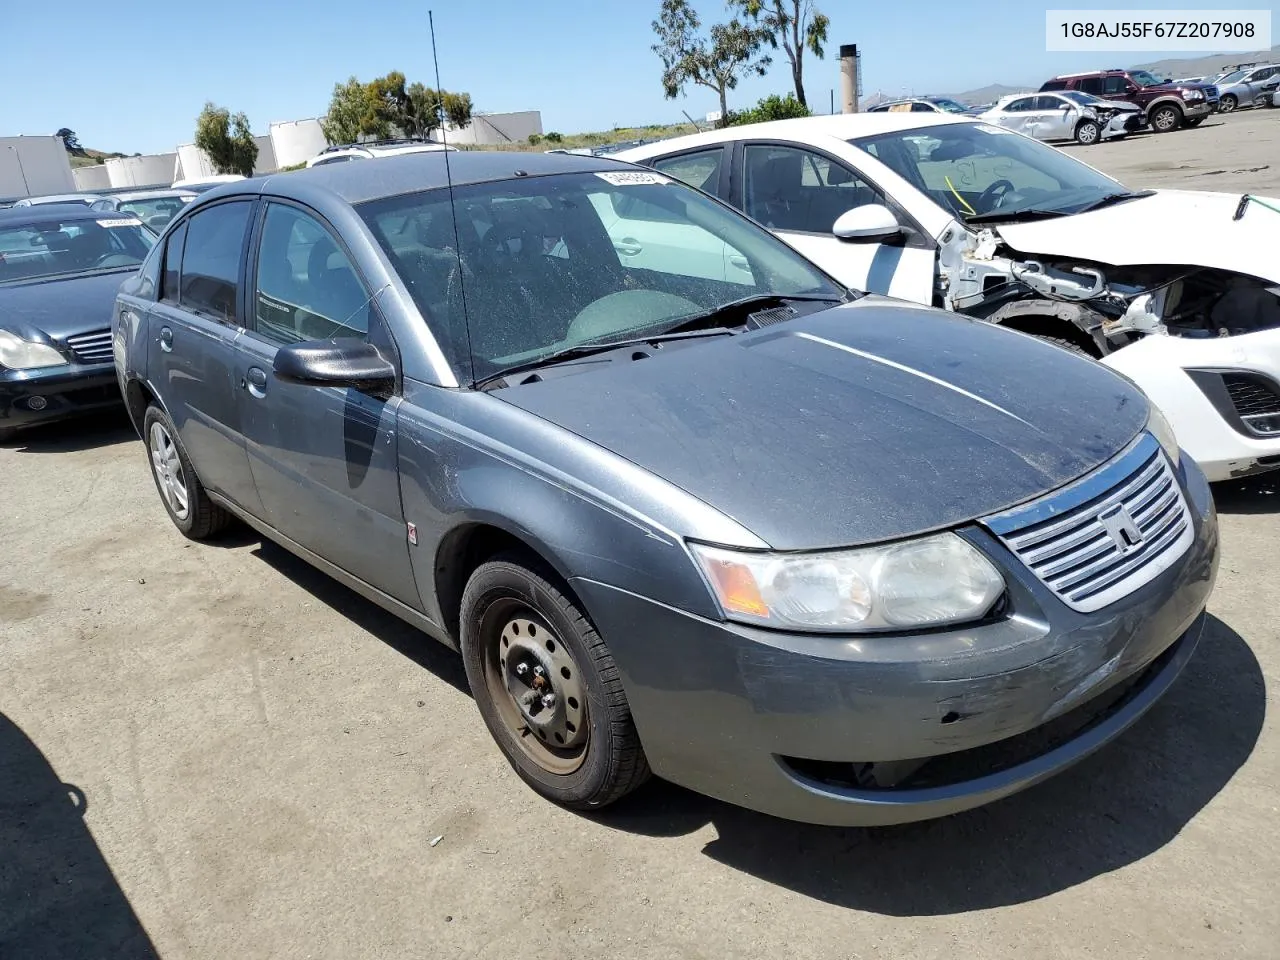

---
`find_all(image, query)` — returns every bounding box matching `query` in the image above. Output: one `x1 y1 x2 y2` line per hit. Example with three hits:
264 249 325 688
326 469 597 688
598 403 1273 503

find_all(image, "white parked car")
979 91 1143 144
306 138 457 168
617 114 1280 481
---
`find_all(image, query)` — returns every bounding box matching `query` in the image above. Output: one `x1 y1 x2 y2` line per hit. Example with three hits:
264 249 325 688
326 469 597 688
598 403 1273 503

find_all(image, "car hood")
995 190 1280 284
499 299 1147 550
0 269 130 340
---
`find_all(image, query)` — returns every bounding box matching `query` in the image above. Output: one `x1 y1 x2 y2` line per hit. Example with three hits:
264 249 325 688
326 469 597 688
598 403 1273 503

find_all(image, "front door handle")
243 366 268 399
615 238 643 257
158 326 173 353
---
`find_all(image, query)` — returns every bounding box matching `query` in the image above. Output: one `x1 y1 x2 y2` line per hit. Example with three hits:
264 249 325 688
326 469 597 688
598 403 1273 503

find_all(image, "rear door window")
179 201 253 323
1077 77 1104 95
651 149 725 194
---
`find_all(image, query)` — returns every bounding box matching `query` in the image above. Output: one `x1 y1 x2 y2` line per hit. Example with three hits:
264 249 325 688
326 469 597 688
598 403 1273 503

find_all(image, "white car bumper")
1102 329 1280 482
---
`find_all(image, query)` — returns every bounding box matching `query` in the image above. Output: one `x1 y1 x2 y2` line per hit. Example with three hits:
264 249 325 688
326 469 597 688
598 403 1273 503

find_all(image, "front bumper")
1184 99 1214 118
575 456 1217 826
0 363 121 437
1102 329 1280 481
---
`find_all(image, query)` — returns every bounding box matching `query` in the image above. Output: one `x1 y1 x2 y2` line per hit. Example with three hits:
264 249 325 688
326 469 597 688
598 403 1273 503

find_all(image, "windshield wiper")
965 207 1071 225
1073 190 1156 214
476 328 735 388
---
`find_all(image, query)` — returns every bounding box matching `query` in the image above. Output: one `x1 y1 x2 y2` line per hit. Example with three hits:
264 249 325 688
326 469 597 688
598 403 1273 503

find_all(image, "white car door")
1037 95 1078 140
738 142 934 300
993 96 1037 135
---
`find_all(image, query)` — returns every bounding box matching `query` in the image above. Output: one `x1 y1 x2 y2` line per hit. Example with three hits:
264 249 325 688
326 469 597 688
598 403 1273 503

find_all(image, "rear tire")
142 404 230 540
460 553 650 810
1150 104 1182 132
1074 120 1101 145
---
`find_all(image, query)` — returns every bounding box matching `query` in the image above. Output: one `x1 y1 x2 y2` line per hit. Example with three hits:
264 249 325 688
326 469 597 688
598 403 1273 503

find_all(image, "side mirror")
273 339 396 393
833 204 902 243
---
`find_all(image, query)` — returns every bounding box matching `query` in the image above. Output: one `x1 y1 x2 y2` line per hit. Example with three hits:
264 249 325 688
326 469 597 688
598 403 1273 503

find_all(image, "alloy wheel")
149 421 189 520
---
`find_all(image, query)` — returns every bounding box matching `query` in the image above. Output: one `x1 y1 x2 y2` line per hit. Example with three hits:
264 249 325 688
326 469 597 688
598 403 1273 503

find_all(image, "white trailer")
0 136 76 200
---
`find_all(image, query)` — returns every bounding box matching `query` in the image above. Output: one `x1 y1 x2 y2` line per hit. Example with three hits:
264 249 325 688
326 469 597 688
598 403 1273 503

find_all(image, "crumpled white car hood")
995 190 1280 283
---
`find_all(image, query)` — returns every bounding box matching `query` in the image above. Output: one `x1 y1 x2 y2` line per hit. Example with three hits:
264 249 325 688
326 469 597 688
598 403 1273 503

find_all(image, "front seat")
746 151 805 230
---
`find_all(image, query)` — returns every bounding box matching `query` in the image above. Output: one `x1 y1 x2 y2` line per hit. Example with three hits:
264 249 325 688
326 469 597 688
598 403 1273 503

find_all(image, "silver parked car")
1214 64 1280 112
978 91 1142 144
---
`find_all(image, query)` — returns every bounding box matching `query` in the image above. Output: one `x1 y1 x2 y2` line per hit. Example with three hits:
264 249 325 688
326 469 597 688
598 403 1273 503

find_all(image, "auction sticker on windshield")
96 218 144 228
595 171 670 186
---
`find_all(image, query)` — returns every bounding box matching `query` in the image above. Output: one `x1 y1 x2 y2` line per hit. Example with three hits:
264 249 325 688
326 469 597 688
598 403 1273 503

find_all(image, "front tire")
142 404 229 540
1218 94 1237 114
1150 104 1182 132
1075 119 1101 145
1033 334 1091 357
460 554 650 810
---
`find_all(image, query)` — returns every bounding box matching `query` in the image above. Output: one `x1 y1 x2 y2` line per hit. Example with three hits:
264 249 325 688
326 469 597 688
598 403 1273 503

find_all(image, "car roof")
0 205 121 225
220 149 643 206
615 113 973 159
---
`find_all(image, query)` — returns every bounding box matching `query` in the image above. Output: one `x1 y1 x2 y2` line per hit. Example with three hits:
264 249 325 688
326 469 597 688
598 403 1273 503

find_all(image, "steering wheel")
976 179 1016 213
484 221 540 268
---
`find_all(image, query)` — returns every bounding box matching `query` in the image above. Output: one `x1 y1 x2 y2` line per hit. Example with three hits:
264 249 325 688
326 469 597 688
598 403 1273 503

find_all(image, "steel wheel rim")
482 604 588 775
149 421 189 520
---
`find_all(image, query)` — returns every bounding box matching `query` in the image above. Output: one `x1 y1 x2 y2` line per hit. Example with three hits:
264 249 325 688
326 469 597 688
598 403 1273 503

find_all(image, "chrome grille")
983 435 1193 613
64 329 113 364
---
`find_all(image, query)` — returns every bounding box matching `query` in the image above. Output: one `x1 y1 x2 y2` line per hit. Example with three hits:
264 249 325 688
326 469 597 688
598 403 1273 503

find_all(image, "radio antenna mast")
428 9 474 382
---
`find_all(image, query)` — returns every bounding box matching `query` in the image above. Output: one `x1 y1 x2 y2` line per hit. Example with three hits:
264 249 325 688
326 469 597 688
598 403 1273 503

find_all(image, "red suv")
1041 69 1219 132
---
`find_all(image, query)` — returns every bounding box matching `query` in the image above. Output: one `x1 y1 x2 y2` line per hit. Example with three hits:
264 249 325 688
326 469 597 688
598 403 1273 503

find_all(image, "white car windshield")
852 123 1129 223
359 170 844 382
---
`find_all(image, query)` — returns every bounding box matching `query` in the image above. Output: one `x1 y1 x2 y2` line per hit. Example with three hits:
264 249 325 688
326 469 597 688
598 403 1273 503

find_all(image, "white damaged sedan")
619 114 1280 481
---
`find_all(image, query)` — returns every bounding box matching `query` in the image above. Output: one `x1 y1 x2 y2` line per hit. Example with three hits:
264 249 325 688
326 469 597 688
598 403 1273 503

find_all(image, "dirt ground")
2 109 1279 960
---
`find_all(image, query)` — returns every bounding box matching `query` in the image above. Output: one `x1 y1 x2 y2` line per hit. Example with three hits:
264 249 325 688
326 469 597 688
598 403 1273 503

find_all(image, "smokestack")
840 44 859 113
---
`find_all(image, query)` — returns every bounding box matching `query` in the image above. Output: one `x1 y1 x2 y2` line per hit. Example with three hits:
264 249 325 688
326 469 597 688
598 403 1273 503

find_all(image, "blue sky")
2 0 1275 154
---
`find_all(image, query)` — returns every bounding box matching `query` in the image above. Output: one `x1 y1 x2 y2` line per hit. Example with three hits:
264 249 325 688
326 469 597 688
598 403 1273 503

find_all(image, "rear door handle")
243 366 268 399
158 326 173 353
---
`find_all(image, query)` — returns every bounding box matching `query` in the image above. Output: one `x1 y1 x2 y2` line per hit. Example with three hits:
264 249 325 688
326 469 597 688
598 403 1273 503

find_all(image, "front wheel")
1150 104 1182 132
1218 94 1237 114
460 554 650 810
1032 334 1092 357
1075 119 1101 145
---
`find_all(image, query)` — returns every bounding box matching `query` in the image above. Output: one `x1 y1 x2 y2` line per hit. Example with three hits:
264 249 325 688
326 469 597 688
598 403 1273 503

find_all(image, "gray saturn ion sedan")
112 152 1218 826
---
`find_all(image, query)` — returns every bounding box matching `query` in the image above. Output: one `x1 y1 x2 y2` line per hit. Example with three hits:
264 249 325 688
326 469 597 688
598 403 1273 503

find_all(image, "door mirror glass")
273 339 395 392
833 204 901 243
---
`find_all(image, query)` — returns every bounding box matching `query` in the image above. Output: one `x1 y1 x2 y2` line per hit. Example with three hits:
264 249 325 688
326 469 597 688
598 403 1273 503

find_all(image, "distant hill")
1132 44 1280 79
66 146 131 169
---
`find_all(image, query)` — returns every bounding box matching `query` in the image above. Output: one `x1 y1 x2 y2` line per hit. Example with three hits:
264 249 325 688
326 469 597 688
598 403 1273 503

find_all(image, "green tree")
54 128 82 153
727 92 811 125
322 73 473 144
544 131 563 143
730 0 829 108
321 77 373 144
651 0 772 127
194 102 258 177
528 133 544 145
441 91 473 130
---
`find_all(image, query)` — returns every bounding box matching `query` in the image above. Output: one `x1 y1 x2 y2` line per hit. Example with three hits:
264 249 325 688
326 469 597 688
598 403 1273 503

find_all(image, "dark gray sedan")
1 207 156 440
112 152 1217 826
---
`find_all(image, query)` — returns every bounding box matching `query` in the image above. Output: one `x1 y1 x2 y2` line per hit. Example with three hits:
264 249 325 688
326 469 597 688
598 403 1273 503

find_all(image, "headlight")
0 330 67 370
1182 89 1204 100
689 532 1005 633
1146 404 1180 466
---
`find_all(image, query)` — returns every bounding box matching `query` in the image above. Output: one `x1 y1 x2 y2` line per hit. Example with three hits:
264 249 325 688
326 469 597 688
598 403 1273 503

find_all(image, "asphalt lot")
2 109 1279 960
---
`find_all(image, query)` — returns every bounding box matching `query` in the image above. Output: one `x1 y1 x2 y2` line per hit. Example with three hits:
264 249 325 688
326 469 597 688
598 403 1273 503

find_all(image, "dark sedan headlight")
690 533 1005 632
0 330 67 370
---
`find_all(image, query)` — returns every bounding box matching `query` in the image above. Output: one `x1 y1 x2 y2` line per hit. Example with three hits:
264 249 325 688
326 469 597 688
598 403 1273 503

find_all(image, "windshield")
0 217 156 283
931 99 968 113
359 170 842 382
851 122 1125 222
1217 70 1246 84
1130 70 1166 87
116 196 193 228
